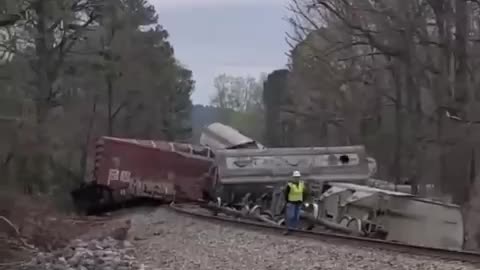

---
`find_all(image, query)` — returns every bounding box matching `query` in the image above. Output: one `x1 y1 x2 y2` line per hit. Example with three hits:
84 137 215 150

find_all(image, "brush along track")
169 203 480 265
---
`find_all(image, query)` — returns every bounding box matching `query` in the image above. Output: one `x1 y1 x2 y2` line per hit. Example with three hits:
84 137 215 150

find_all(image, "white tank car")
200 122 264 150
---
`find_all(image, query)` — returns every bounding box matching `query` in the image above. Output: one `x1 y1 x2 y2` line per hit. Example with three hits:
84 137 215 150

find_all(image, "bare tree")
210 74 265 140
283 0 480 249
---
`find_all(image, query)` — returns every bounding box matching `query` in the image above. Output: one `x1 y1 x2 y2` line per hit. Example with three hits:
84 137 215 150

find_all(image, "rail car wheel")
339 215 352 226
261 210 275 219
361 220 375 236
210 197 221 216
241 206 249 215
346 217 364 236
249 205 262 216
101 187 114 206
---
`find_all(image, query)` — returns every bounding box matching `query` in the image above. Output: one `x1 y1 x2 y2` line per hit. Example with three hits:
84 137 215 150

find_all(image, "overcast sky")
150 0 290 105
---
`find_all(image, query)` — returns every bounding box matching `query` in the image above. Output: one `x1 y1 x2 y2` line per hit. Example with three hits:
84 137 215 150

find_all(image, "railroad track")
169 202 480 265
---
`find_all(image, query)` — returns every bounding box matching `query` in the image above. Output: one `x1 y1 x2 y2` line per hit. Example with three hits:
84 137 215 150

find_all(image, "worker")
283 170 306 235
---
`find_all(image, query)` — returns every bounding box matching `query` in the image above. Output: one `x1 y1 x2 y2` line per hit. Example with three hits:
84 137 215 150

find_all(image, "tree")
0 14 20 27
0 0 25 27
210 74 265 140
211 74 264 112
263 69 290 146
283 0 480 249
0 0 103 192
95 0 158 136
0 0 195 199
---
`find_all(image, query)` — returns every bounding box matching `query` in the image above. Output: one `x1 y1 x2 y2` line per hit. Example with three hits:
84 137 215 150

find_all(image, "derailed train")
71 122 465 250
213 147 464 250
71 123 257 212
70 136 216 213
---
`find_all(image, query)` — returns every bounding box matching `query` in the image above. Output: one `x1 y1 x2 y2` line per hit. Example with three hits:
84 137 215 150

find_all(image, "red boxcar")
72 136 216 213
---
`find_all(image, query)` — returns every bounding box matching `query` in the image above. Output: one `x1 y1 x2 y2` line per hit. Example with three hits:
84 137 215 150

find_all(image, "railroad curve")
169 203 480 266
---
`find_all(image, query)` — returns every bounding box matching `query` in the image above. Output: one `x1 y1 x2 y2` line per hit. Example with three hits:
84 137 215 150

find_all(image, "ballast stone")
20 237 141 270
133 207 479 270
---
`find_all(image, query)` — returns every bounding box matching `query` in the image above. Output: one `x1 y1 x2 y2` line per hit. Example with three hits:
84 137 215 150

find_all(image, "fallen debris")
0 216 20 237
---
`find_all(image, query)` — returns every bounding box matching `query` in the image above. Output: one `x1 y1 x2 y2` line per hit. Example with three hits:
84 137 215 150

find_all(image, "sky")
150 0 290 105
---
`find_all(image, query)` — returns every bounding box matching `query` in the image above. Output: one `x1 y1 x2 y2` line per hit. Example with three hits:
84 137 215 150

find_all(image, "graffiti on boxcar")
120 170 131 183
106 166 176 199
141 180 175 198
129 176 142 195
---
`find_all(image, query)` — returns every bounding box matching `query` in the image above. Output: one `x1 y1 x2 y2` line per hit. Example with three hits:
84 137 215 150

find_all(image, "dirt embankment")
0 190 130 265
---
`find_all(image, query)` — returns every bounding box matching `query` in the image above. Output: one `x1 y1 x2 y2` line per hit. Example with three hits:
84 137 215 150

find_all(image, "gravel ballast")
18 238 141 270
8 206 477 270
130 208 478 270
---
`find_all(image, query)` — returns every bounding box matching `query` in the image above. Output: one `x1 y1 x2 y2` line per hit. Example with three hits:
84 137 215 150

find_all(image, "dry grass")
0 187 135 265
0 191 72 248
0 188 108 263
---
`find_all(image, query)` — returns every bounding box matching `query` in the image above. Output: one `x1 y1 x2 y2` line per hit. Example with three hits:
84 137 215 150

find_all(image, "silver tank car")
212 145 372 214
200 122 264 150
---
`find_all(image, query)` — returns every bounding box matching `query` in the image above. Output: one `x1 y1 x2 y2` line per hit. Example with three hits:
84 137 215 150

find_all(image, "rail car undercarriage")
205 182 464 250
205 196 369 236
209 146 463 250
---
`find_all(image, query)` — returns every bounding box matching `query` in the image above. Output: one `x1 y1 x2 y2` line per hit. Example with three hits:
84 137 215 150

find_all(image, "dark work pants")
285 202 301 230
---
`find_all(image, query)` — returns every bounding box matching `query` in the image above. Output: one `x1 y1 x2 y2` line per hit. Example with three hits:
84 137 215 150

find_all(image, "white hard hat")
292 170 301 177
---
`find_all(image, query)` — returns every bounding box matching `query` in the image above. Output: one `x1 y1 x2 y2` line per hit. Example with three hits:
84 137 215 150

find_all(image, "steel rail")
169 203 480 265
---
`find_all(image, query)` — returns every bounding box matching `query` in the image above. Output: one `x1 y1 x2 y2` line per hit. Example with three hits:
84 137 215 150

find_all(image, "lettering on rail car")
107 169 119 185
107 169 133 184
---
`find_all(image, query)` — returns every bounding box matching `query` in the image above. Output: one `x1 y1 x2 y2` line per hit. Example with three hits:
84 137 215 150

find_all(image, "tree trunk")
80 95 98 182
32 0 55 192
391 61 404 188
454 0 468 104
107 75 114 136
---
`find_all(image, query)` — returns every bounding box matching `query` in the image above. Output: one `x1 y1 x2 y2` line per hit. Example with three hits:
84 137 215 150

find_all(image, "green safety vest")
287 181 305 202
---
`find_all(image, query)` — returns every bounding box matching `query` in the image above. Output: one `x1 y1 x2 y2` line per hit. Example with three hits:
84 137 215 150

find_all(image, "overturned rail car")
71 136 215 213
211 145 372 212
200 122 264 150
318 182 464 250
208 145 464 250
